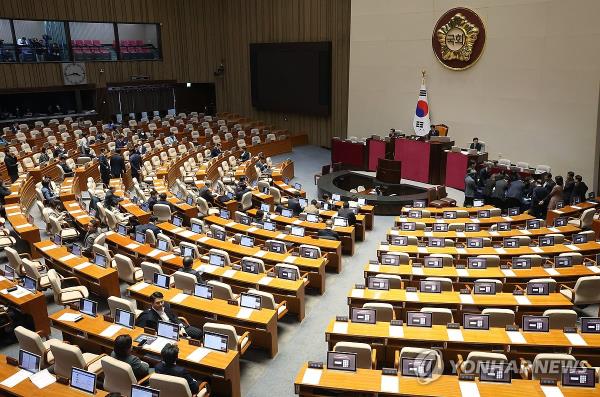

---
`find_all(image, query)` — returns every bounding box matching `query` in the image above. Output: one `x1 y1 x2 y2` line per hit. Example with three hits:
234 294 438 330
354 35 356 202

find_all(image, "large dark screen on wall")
250 42 331 116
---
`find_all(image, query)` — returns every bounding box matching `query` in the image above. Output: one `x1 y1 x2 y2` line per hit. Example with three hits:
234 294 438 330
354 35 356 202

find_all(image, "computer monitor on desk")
203 331 229 352
326 351 357 372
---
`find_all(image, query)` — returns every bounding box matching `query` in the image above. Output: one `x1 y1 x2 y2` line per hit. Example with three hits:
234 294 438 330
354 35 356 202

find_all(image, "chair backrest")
531 353 576 380
202 322 238 350
543 309 577 329
528 278 557 293
462 351 508 375
481 308 515 327
424 277 453 291
21 258 42 283
420 307 453 325
333 342 372 369
572 276 600 304
153 204 172 222
208 248 230 266
362 302 395 321
374 274 402 289
558 252 583 265
428 254 454 266
274 263 301 280
476 255 500 267
14 326 47 364
114 254 137 283
141 262 162 283
241 191 253 210
207 280 235 300
4 247 23 274
399 347 444 376
101 356 137 396
46 269 64 303
50 341 87 378
580 208 595 228
107 296 138 318
247 288 276 310
173 271 197 292
149 373 192 397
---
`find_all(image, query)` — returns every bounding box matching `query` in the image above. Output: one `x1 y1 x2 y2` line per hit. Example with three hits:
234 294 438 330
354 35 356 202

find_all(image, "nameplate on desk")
540 379 558 386
130 282 149 292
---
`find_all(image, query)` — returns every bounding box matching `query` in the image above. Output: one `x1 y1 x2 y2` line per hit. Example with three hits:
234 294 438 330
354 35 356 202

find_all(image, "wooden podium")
376 158 401 183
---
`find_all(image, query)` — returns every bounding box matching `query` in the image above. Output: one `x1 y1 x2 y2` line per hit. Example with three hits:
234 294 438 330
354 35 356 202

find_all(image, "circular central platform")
317 171 430 215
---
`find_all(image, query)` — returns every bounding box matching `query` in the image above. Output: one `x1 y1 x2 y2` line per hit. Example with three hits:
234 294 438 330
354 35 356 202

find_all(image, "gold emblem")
436 13 479 62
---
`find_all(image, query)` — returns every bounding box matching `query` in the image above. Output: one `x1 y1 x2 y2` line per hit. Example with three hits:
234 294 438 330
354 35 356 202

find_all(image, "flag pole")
421 69 426 84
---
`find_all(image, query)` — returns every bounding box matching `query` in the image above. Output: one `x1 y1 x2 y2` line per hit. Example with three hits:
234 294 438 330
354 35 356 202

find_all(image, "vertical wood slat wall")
0 0 350 146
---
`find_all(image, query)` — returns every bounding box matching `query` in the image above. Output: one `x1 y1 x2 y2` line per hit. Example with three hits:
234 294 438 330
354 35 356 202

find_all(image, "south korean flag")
413 78 430 136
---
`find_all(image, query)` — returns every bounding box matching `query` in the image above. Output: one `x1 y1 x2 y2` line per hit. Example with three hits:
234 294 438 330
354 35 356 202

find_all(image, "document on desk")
495 248 507 254
447 328 464 342
73 262 91 271
454 232 465 238
40 244 58 252
186 347 211 363
284 256 297 264
506 331 526 344
381 375 399 393
456 268 469 277
368 264 380 272
293 220 303 225
180 230 196 238
170 293 188 304
571 205 582 210
237 307 254 319
405 292 419 302
301 368 322 385
501 269 516 277
350 289 364 298
455 248 467 255
0 369 33 387
125 243 140 250
76 215 89 220
548 227 560 233
8 287 31 298
544 268 560 276
389 325 404 338
129 282 149 292
100 324 123 337
332 322 348 334
247 227 258 233
471 218 480 223
222 269 237 278
29 368 56 389
276 233 287 240
199 236 210 243
14 224 32 230
519 229 532 235
57 312 83 322
459 381 480 397
459 294 474 304
68 203 79 208
514 295 531 305
588 266 600 273
411 266 424 275
147 337 172 352
258 276 273 286
160 254 176 261
565 333 587 346
417 246 429 254
198 265 217 274
147 249 162 258
541 386 565 397
225 222 236 228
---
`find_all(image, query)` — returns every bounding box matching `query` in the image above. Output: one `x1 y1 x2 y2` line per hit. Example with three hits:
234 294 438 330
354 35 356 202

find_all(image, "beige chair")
114 254 143 284
424 277 453 291
5 247 43 277
202 322 251 355
481 308 515 327
179 241 200 259
93 244 116 268
558 252 583 265
49 216 79 241
515 254 544 267
420 307 454 325
543 309 577 329
458 351 508 375
241 257 266 274
153 203 172 222
269 187 288 205
101 355 148 396
141 262 163 283
560 276 600 305
173 271 197 292
476 255 500 267
398 347 444 376
333 342 376 369
145 229 157 246
427 254 454 267
545 233 565 244
474 278 503 292
374 274 403 289
47 269 89 306
240 191 253 210
568 208 595 229
362 302 395 321
149 373 209 397
208 248 231 266
50 341 104 378
21 258 50 290
247 288 288 319
274 263 304 281
14 326 62 368
528 278 557 293
207 280 238 300
522 353 577 380
107 296 142 319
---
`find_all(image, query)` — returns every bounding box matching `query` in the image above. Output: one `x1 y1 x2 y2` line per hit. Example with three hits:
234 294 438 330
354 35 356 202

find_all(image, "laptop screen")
291 226 305 237
135 231 146 244
294 183 302 190
22 275 37 292
407 311 432 327
131 385 160 397
332 194 341 201
53 234 62 246
539 236 555 246
526 219 541 229
572 233 588 244
157 239 169 252
522 315 549 332
326 351 357 372
504 238 519 248
508 207 520 216
561 367 596 388
186 196 194 206
401 357 434 378
157 320 179 341
241 260 260 274
332 217 348 227
263 221 276 231
277 266 298 281
219 209 230 219
193 283 213 300
443 211 457 219
478 210 491 218
413 200 426 208
260 203 270 212
281 209 293 218
268 241 285 253
115 308 135 329
172 216 183 227
89 208 97 217
368 277 390 290
512 257 531 269
408 210 422 218
419 280 441 293
527 282 549 295
473 199 484 207
79 298 97 317
209 254 225 267
213 229 226 241
70 367 97 394
497 222 511 231
203 331 229 352
240 293 262 310
554 256 572 268
554 217 567 227
191 223 202 233
306 214 319 223
19 349 40 373
71 243 82 256
94 253 107 268
357 198 366 206
239 215 251 225
240 236 254 248
463 314 489 330
350 308 376 324
428 237 445 247
299 198 307 208
153 273 170 289
117 224 127 236
181 245 195 258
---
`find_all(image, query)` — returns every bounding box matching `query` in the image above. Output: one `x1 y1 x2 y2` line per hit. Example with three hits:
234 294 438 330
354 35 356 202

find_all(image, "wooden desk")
388 225 581 241
401 205 498 214
0 277 50 337
395 213 534 228
332 200 375 230
0 354 109 397
62 201 94 228
34 240 120 299
50 308 240 397
347 287 573 319
3 202 41 259
317 209 366 241
127 283 279 358
294 364 600 396
155 222 328 294
153 179 198 220
109 180 151 224
203 215 342 273
547 200 599 226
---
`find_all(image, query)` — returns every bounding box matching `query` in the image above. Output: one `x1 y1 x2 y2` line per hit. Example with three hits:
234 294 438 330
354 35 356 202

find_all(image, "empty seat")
481 308 515 327
333 342 376 369
202 322 250 354
543 309 577 329
362 302 395 321
420 307 453 325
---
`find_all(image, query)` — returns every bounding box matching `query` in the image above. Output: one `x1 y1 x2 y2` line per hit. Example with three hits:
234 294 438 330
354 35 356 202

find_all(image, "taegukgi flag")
413 74 430 136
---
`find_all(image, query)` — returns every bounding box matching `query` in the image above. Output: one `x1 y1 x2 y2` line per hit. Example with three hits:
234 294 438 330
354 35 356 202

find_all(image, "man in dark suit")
109 150 125 179
134 216 161 238
104 185 123 210
59 155 74 177
181 256 203 283
572 175 589 203
317 220 340 240
469 137 483 152
529 180 548 219
286 198 303 217
129 146 142 182
239 148 250 162
147 189 159 210
136 291 203 340
3 149 18 183
210 143 222 157
337 201 357 226
98 148 111 186
198 181 216 204
154 344 200 395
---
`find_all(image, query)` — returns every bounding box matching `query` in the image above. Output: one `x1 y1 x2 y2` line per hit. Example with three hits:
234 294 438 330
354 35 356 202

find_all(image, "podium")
376 158 401 183
393 137 454 184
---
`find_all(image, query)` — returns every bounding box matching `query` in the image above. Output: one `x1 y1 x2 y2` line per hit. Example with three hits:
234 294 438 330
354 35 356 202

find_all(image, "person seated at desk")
0 131 7 146
41 178 62 208
317 220 340 240
197 181 216 204
155 343 201 396
156 192 171 207
38 143 51 164
164 131 178 146
58 155 74 178
137 129 148 141
181 256 203 283
287 198 303 217
337 201 357 226
146 189 159 210
253 209 266 225
82 219 100 257
115 134 128 150
104 185 124 210
0 181 10 205
240 147 251 162
256 155 270 174
135 216 161 239
136 291 203 340
304 199 320 215
234 177 251 201
111 334 150 380
469 137 483 152
210 143 222 158
426 124 439 140
53 143 66 158
95 130 108 142
321 193 332 205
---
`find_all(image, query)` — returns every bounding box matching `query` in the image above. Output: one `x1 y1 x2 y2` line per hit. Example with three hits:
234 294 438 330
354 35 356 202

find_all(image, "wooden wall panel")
0 0 350 145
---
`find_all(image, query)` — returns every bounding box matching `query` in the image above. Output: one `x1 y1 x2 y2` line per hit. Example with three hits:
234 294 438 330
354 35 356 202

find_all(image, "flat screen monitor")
512 257 531 269
71 243 82 256
527 282 549 295
508 207 520 216
368 277 390 290
117 224 127 236
268 241 285 253
131 385 160 397
263 221 276 231
291 226 305 237
22 275 37 292
294 183 302 191
357 198 366 205
504 238 519 248
299 246 319 259
186 196 194 206
321 203 331 210
478 210 491 218
467 238 483 248
561 367 596 388
428 237 445 248
473 281 496 295
443 211 457 219
572 233 588 244
53 234 62 246
401 357 434 378
332 217 348 227
19 349 40 373
277 266 298 281
526 219 541 229
239 215 251 225
89 208 97 217
212 228 226 241
135 231 146 244
381 253 400 266
281 208 293 218
463 314 489 330
479 362 511 383
176 192 184 200
497 222 511 231
172 215 183 227
554 256 572 268
240 292 262 310
79 298 97 317
153 273 170 289
241 259 260 274
115 308 135 329
582 318 600 333
219 209 230 220
240 236 254 248
260 203 270 212
539 236 555 247
522 315 549 332
332 194 341 201
181 245 195 258
401 222 416 231
465 223 480 232
193 283 213 299
157 320 179 341
70 367 97 394
406 311 432 327
424 257 443 268
408 210 422 219
390 236 408 246
420 280 441 293
326 351 357 372
554 217 567 227
203 331 229 352
473 199 484 207
157 239 169 251
209 254 225 267
467 257 487 269
432 223 449 232
94 253 107 268
413 200 426 208
306 213 319 223
191 223 202 233
350 307 376 324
